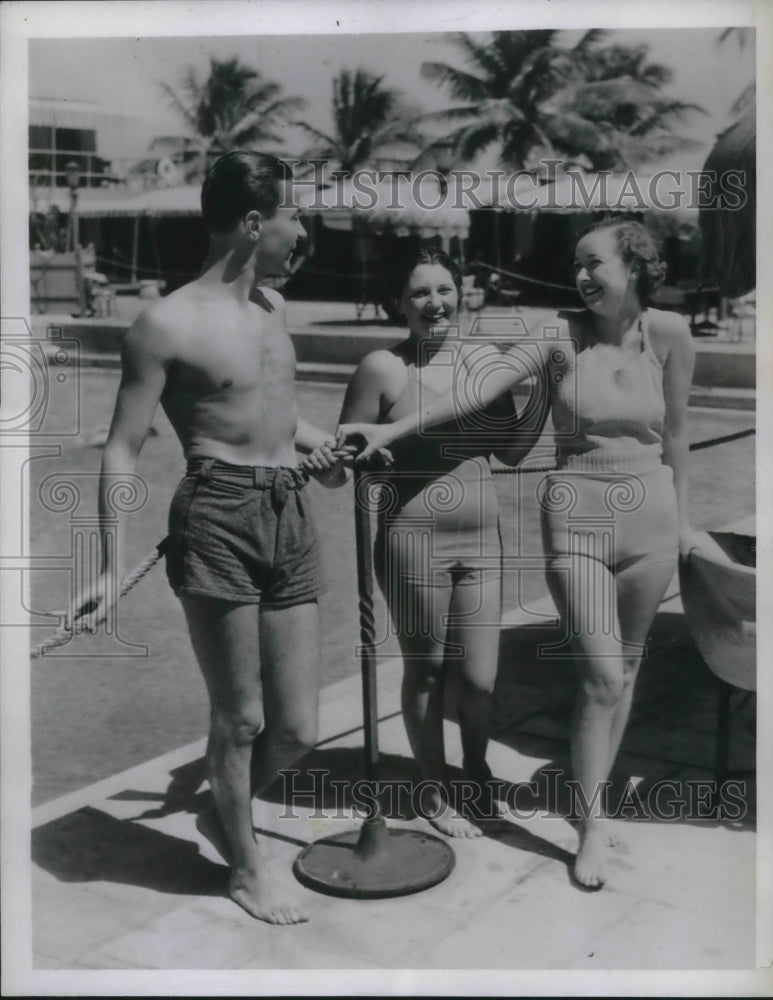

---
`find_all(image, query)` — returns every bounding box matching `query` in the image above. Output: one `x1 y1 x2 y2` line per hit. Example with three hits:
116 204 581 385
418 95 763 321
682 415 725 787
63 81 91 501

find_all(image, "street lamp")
66 161 86 315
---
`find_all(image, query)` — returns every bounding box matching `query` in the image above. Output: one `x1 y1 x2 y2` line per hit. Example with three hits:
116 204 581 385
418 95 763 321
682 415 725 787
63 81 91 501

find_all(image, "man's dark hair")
200 151 290 233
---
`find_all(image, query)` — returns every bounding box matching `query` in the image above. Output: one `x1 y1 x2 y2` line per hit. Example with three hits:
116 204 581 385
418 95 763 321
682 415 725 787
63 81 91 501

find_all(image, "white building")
29 96 172 210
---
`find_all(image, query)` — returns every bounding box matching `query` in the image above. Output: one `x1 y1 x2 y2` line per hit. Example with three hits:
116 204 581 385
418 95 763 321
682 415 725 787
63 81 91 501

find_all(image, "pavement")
22 563 763 986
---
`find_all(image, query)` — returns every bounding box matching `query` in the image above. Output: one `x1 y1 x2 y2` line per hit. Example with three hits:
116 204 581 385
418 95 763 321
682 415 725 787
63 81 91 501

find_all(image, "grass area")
30 370 755 804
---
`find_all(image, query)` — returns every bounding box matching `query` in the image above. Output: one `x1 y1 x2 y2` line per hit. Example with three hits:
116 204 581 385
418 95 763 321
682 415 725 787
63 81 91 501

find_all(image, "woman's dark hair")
200 151 290 233
386 246 463 308
579 215 667 305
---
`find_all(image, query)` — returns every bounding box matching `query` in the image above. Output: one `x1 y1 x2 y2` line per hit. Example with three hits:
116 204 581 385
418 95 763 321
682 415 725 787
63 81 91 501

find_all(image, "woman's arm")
303 351 395 485
659 313 698 553
339 350 392 425
338 338 546 461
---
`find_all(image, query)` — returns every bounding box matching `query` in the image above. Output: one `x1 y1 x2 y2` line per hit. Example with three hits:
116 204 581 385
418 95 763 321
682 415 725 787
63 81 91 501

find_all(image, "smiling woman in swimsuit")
338 219 701 885
337 246 524 837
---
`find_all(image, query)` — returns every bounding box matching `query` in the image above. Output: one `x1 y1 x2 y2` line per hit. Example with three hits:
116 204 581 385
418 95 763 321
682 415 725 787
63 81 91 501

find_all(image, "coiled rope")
32 538 169 659
31 426 754 659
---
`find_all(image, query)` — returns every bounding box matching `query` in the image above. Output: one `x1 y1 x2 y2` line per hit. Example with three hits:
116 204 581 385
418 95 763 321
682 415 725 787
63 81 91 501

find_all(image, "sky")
28 27 755 164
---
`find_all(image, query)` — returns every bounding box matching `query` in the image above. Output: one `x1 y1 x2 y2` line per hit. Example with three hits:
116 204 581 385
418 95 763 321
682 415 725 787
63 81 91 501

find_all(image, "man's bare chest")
173 323 297 395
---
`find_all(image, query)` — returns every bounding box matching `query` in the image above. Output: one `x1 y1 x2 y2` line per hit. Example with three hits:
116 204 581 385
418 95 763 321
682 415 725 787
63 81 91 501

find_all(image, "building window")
28 125 108 187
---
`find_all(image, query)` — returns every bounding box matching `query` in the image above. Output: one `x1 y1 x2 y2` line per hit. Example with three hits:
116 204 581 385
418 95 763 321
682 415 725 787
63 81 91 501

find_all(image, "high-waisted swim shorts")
373 460 503 591
539 464 678 571
165 457 324 607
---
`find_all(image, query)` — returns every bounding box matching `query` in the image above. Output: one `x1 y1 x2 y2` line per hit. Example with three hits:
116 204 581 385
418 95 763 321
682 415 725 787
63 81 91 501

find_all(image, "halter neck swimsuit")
541 309 679 571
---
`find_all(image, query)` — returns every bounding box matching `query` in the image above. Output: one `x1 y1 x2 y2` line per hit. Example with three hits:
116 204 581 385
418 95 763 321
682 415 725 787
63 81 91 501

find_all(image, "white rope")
31 539 169 659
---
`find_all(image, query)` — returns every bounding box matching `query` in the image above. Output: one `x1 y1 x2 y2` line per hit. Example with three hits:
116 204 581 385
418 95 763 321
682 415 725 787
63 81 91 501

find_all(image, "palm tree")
573 42 673 88
420 31 706 171
545 74 707 170
156 56 306 179
295 68 423 174
418 30 609 169
547 39 707 169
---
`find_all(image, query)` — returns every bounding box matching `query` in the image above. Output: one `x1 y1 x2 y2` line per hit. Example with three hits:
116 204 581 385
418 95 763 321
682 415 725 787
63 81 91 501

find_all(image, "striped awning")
30 184 202 218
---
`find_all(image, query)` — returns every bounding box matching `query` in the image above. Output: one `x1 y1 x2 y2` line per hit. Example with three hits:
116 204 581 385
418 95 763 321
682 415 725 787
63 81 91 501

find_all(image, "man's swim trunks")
165 457 324 607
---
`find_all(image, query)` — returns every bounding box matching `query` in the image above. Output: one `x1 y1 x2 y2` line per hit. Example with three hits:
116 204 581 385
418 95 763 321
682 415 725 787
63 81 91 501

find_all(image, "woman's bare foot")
229 863 309 925
606 825 628 851
461 763 507 822
196 802 232 864
573 821 608 888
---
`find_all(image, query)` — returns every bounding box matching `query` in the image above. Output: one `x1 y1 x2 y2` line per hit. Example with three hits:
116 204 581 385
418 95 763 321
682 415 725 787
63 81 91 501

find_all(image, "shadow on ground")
490 614 756 832
32 807 227 896
32 613 754 902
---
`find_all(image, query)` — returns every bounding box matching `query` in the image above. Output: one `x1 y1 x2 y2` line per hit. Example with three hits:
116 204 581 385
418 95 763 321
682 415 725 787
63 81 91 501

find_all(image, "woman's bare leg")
446 571 502 819
387 567 482 838
546 555 624 887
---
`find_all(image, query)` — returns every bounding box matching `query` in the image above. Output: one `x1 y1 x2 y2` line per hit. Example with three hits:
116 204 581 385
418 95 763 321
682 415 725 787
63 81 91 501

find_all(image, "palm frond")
156 79 199 132
718 27 753 51
730 81 756 119
258 96 307 119
571 28 608 55
629 100 708 137
454 121 501 161
417 105 480 125
294 122 337 148
420 61 490 102
539 109 610 155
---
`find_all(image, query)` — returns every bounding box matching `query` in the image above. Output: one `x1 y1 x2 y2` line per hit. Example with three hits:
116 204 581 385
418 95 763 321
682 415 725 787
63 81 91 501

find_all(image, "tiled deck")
20 587 761 991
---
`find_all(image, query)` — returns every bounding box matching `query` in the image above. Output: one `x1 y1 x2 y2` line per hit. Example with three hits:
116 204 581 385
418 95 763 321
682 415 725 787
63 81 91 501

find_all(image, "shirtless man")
68 152 342 924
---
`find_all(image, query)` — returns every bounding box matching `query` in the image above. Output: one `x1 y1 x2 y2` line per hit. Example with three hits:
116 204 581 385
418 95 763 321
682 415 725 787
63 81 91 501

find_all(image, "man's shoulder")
123 288 197 358
258 285 286 308
253 285 286 318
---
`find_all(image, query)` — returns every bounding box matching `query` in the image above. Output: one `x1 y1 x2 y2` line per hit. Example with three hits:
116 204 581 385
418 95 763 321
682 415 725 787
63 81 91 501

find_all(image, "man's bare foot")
196 802 232 864
229 865 309 925
423 792 482 838
573 822 608 888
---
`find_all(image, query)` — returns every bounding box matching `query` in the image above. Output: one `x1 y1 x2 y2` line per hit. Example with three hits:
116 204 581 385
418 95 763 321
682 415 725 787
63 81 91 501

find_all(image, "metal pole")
353 466 380 787
293 461 455 898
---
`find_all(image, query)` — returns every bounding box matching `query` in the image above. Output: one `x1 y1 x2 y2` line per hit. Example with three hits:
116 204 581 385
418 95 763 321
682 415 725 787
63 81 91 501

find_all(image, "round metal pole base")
293 817 455 899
